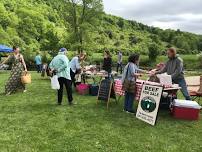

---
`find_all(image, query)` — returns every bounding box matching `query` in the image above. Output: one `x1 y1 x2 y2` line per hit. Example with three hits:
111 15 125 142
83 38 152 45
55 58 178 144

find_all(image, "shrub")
117 18 124 29
105 30 113 39
129 34 138 45
120 35 124 40
148 43 160 62
197 53 202 68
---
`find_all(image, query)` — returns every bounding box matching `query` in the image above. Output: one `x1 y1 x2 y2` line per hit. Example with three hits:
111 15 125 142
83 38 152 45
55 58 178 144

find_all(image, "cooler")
172 99 201 120
89 84 99 96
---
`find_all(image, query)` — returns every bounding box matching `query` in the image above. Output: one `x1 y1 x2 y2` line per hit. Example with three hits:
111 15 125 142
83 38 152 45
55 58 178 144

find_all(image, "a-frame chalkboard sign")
97 79 116 109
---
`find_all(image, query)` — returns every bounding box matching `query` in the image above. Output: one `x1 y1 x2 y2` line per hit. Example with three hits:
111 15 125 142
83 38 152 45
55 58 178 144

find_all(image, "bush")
129 34 138 45
105 30 113 39
197 53 202 68
117 18 124 29
148 43 160 62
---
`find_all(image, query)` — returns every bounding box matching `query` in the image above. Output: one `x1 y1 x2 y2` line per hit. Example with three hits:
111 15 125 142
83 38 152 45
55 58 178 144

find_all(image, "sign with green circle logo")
136 84 163 126
141 97 156 113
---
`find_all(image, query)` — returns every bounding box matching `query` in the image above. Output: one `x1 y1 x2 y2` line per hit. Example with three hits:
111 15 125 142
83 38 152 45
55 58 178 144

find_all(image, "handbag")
21 72 31 84
51 75 60 90
122 64 136 93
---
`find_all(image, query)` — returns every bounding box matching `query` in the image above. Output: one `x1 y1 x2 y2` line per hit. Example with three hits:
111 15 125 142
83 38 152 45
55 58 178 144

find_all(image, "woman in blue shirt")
122 54 147 114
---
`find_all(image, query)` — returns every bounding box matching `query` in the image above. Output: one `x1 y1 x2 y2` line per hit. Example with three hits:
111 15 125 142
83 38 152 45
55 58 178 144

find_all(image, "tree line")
0 0 202 62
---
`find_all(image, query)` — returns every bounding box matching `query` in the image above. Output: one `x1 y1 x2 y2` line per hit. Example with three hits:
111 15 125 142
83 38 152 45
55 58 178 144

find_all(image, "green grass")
0 72 202 152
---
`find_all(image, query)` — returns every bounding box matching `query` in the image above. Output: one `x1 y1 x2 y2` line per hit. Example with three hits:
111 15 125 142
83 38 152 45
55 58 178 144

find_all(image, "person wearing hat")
49 48 73 105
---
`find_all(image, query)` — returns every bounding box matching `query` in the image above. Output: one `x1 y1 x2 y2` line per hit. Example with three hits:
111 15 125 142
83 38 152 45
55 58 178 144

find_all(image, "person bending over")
70 53 86 87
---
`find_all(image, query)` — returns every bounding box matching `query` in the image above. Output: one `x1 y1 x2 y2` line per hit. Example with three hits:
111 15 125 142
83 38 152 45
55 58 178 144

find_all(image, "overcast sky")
103 0 202 34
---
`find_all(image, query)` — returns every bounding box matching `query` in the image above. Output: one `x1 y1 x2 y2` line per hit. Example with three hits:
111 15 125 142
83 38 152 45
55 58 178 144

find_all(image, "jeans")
70 68 76 87
116 62 123 74
36 64 42 73
124 91 135 112
173 78 191 100
58 77 73 104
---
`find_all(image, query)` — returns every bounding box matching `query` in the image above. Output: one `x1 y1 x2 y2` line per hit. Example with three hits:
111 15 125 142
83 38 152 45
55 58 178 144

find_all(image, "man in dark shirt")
155 48 191 100
103 50 112 78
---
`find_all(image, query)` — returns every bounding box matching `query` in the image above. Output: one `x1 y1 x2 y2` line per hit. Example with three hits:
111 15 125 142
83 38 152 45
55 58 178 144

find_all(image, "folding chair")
187 76 202 104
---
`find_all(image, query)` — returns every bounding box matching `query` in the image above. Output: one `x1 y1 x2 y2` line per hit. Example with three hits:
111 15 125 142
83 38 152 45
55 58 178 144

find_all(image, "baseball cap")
59 48 67 52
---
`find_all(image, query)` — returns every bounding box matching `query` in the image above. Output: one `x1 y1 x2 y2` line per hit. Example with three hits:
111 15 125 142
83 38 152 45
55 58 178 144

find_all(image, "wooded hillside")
0 0 202 57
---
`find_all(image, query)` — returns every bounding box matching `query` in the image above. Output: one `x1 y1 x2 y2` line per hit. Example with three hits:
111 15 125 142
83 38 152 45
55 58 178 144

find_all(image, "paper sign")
136 84 163 126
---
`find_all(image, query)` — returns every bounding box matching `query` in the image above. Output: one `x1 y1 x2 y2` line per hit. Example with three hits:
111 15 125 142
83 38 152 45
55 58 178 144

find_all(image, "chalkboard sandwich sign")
97 79 116 109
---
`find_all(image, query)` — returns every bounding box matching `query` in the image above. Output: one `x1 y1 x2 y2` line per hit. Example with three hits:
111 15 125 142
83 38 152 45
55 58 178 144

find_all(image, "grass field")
0 72 202 152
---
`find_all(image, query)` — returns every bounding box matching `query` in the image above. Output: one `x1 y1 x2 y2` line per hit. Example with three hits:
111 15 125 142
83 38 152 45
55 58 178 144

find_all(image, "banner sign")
136 84 163 126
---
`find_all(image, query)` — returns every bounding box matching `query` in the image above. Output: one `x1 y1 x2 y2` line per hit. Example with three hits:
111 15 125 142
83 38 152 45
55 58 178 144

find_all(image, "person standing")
49 48 73 105
41 63 48 77
122 54 147 114
35 52 42 73
154 47 191 100
117 51 123 74
70 53 86 87
0 46 27 95
103 50 112 78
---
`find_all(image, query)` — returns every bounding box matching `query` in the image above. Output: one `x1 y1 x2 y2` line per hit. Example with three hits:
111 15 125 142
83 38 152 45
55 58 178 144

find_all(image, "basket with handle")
21 72 31 84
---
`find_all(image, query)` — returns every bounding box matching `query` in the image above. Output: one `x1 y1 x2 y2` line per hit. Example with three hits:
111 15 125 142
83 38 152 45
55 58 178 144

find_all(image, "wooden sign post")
136 84 163 126
97 79 116 109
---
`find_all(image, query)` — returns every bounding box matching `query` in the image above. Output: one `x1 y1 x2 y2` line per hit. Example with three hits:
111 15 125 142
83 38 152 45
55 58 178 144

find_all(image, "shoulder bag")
122 63 136 93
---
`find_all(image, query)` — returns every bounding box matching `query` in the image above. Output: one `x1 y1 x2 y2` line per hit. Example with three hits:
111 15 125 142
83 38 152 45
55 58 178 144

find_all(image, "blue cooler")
89 84 99 96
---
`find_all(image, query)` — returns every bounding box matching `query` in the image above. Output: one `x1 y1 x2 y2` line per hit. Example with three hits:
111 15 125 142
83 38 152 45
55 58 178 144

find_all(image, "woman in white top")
70 53 86 87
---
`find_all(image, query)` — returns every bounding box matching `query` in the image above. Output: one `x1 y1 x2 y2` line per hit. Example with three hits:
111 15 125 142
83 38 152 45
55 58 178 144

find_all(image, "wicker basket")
21 72 31 84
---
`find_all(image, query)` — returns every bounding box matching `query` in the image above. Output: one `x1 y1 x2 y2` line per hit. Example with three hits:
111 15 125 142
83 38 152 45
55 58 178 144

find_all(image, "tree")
117 18 124 29
198 41 202 51
148 43 160 62
198 52 202 68
0 4 11 29
63 0 103 52
150 34 161 44
172 36 191 53
129 34 138 45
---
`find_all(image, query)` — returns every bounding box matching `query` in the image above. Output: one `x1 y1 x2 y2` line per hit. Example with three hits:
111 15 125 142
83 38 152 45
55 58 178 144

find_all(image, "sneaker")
69 101 77 105
126 110 135 114
23 90 27 93
69 102 73 106
6 92 11 96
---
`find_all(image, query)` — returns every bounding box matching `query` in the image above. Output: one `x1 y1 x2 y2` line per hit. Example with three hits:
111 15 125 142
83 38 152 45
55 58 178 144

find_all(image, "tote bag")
51 75 60 90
